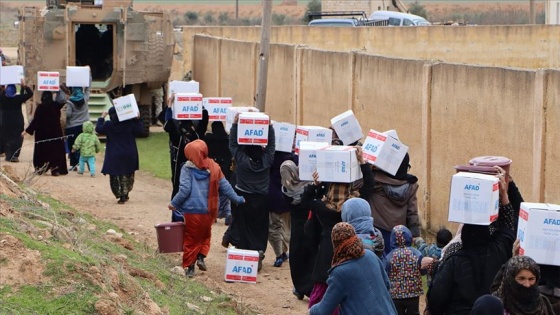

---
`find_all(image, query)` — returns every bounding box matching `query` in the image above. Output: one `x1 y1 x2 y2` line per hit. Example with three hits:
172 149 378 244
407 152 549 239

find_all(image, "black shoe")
221 237 229 248
118 197 126 204
281 252 289 262
184 265 195 278
273 256 283 267
292 288 304 300
124 194 129 201
196 257 207 271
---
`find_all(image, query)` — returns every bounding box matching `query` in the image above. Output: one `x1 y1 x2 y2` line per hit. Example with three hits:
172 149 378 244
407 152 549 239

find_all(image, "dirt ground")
3 125 309 315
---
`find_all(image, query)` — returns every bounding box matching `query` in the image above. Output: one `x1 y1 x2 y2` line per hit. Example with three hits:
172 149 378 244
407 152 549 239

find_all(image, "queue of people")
4 71 559 315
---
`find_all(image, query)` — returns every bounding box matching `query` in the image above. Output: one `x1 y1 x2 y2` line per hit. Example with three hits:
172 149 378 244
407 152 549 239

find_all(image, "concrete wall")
322 0 378 14
192 35 560 232
182 25 560 74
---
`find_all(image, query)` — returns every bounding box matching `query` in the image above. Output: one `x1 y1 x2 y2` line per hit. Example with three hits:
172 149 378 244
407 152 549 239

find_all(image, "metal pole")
236 0 239 20
255 0 272 111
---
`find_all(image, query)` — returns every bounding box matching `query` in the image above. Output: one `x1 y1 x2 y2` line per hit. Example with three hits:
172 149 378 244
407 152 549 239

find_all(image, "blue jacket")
170 163 243 214
309 250 397 315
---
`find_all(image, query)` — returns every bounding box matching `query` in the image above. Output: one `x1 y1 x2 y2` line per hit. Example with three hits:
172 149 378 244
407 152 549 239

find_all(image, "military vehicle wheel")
138 105 151 138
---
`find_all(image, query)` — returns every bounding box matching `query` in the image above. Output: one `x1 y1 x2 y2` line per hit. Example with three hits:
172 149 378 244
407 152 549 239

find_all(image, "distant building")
546 0 560 24
322 0 406 14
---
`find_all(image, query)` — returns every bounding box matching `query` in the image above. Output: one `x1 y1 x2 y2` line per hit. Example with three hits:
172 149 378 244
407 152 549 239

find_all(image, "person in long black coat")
22 91 68 176
205 121 233 223
163 105 208 221
96 107 142 204
0 82 33 162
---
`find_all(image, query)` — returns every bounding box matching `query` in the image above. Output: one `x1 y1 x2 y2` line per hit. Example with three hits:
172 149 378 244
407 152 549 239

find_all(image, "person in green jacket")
72 121 101 177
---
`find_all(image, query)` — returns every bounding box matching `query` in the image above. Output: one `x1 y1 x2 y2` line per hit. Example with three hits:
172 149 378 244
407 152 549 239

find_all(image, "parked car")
308 18 360 27
368 11 431 26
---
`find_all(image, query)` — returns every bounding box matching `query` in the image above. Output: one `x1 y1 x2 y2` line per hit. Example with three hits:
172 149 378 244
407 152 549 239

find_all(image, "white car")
368 11 431 26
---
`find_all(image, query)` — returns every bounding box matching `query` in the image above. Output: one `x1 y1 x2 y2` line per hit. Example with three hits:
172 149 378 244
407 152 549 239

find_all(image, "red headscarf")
184 140 224 220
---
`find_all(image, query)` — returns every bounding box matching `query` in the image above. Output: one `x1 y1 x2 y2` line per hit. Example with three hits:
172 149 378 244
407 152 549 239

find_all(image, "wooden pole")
255 0 272 111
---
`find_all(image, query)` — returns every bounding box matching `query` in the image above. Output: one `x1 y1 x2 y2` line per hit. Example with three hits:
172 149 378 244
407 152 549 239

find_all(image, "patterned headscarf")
331 222 364 268
495 256 553 315
184 140 224 221
322 182 360 212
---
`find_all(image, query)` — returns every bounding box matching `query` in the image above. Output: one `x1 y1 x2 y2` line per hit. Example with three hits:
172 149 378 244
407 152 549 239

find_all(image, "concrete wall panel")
299 49 354 127
544 70 560 202
193 36 220 97
265 44 297 124
429 64 537 228
218 38 257 106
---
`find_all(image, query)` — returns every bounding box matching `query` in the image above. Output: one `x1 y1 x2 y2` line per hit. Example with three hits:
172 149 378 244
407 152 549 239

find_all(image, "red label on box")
38 85 59 91
519 247 525 255
228 254 243 260
244 256 259 262
363 152 377 162
489 214 498 222
208 99 232 104
367 130 387 141
177 113 203 119
226 274 242 281
492 182 499 191
519 209 529 221
177 96 202 102
297 129 309 136
242 276 257 282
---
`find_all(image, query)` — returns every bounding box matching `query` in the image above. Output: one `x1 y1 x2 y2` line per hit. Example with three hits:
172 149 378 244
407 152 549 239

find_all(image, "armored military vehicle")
17 0 174 137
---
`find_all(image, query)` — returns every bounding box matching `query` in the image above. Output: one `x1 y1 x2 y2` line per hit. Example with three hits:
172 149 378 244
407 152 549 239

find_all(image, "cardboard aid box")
173 93 203 120
0 65 24 85
112 94 140 122
517 202 560 266
272 121 296 153
298 141 329 181
37 71 60 91
203 97 232 121
316 146 363 183
294 126 333 154
362 129 409 176
66 66 90 87
169 80 199 94
448 172 500 225
225 106 259 131
237 113 270 145
330 110 363 145
225 248 259 283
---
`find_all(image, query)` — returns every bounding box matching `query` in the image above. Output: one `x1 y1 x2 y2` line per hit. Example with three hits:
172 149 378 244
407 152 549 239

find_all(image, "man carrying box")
222 112 275 272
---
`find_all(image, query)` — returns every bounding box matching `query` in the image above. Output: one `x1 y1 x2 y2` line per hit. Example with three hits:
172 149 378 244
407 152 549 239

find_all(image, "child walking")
386 225 425 315
72 121 101 177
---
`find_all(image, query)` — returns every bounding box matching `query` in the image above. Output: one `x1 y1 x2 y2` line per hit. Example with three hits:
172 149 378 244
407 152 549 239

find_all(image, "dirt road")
6 127 308 315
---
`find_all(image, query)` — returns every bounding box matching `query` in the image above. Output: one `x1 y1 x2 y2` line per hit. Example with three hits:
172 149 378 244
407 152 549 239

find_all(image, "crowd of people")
2 70 559 314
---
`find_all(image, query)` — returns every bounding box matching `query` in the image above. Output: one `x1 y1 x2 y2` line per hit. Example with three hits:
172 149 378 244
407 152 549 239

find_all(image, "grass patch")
0 191 249 314
136 132 172 180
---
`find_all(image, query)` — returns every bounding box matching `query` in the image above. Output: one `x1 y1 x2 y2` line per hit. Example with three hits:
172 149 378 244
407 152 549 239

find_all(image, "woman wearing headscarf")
280 160 316 300
341 198 385 261
205 121 233 224
96 107 142 204
0 80 33 162
493 256 555 315
367 153 420 255
21 91 68 176
308 222 397 315
427 168 516 315
168 140 244 278
63 85 90 170
305 147 375 312
470 295 504 315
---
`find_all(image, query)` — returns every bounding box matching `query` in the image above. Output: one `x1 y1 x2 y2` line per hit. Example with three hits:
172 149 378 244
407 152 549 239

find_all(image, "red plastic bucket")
154 222 184 253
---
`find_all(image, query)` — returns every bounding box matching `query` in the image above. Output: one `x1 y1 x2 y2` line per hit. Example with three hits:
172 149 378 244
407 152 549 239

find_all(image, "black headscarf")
108 107 119 123
211 121 227 137
41 91 54 105
495 256 554 315
244 145 263 163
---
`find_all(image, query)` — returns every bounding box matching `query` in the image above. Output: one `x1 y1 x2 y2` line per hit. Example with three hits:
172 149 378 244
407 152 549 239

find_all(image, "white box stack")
294 126 333 154
362 129 408 176
517 202 560 266
169 80 199 94
225 106 259 131
298 141 329 181
112 94 140 122
173 93 203 120
316 145 363 183
272 121 296 153
237 112 270 145
203 97 232 121
330 110 363 145
66 66 90 87
224 248 259 284
448 172 500 225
